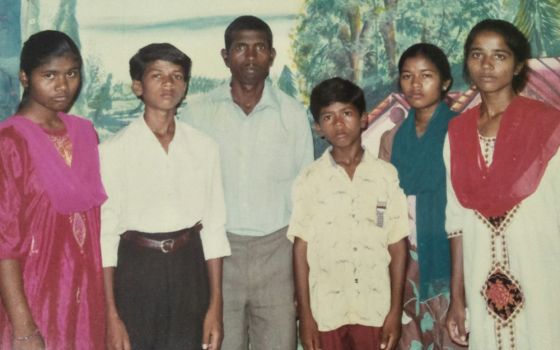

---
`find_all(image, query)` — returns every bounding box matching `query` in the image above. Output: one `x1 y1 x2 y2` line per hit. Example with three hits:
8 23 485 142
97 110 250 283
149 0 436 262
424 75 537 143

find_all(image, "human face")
132 60 187 113
466 31 522 96
399 55 449 115
221 30 275 86
20 54 81 114
315 102 366 149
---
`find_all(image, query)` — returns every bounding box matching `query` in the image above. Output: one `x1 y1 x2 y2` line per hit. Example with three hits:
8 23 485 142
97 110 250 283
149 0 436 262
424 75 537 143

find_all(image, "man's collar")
213 79 278 110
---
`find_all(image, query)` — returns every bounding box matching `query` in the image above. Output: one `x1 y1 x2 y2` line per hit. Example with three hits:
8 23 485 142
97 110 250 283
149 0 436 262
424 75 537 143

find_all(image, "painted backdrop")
2 0 559 146
1 1 560 350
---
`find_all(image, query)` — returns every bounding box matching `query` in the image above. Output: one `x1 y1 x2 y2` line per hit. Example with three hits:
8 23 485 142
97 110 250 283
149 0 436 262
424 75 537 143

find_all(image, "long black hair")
18 30 83 109
463 19 531 93
398 43 453 97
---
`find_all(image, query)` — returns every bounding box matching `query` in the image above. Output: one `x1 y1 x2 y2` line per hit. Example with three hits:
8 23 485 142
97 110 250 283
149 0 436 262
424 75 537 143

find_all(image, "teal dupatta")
390 101 457 301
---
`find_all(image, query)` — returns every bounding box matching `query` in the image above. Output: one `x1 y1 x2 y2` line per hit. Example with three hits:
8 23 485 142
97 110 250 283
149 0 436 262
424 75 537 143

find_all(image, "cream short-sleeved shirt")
288 149 409 331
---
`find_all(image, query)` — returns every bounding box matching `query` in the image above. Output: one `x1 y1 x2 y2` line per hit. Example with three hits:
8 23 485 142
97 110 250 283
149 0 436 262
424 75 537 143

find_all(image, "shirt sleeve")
287 170 312 242
199 143 231 260
179 100 203 130
385 164 410 244
294 110 314 174
443 135 464 238
0 130 26 259
99 141 125 267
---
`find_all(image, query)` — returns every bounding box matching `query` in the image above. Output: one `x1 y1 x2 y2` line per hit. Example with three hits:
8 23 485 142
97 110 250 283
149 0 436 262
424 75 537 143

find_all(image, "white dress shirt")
180 81 314 236
99 115 230 267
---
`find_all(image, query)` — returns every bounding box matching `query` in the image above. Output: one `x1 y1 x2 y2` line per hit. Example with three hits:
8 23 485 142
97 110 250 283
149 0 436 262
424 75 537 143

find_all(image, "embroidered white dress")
444 135 560 350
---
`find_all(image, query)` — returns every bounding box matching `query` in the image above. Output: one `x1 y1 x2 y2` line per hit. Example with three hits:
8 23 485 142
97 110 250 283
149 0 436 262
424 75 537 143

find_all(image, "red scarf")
448 96 560 217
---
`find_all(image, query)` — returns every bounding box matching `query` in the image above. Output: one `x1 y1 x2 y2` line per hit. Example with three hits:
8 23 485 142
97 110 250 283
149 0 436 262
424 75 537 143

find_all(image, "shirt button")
352 214 356 218
353 247 358 252
354 278 359 283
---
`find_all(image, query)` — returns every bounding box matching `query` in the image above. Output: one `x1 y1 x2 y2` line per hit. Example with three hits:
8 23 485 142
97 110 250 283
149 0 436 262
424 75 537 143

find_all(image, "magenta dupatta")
0 113 106 214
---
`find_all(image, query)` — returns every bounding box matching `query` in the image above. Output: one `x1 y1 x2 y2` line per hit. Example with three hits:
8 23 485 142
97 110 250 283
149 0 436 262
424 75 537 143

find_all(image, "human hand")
299 314 321 350
446 300 468 346
380 310 401 350
202 304 223 350
106 314 131 350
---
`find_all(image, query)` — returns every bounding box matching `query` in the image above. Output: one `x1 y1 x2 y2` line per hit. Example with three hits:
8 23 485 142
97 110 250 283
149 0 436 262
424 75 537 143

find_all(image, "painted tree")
277 65 297 98
0 0 22 118
292 0 386 100
54 0 81 48
292 0 504 104
89 73 113 124
513 0 560 57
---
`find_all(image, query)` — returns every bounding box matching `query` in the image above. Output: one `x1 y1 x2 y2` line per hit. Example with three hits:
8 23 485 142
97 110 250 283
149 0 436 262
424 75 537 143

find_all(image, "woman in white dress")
444 19 560 350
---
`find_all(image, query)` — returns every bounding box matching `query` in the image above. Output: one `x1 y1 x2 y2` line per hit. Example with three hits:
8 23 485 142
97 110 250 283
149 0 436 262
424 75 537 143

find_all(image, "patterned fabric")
287 149 408 331
47 130 73 166
398 244 466 350
444 136 560 349
482 269 524 323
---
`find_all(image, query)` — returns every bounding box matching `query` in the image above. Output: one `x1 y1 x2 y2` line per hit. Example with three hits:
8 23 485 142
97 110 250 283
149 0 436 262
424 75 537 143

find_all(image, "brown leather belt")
120 222 203 253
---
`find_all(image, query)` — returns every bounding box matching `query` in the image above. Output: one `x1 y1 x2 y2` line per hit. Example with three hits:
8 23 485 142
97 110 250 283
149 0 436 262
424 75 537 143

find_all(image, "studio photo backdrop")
1 1 559 349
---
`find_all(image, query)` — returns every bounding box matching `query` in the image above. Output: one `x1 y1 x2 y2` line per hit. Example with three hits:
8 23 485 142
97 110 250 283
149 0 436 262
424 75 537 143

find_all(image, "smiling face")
221 30 275 86
132 59 187 113
315 102 367 149
399 55 449 115
20 54 81 115
466 30 522 96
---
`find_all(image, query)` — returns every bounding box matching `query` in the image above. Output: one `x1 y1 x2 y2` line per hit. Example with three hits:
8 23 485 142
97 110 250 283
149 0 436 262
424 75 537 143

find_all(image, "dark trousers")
115 229 209 350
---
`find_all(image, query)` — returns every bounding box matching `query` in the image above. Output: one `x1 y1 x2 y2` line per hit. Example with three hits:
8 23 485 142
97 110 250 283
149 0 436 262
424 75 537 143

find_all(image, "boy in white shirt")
100 43 230 350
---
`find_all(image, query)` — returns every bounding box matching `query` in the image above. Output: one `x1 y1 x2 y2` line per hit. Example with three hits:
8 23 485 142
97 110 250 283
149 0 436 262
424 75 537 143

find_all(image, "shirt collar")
212 79 279 111
319 146 372 169
132 114 180 151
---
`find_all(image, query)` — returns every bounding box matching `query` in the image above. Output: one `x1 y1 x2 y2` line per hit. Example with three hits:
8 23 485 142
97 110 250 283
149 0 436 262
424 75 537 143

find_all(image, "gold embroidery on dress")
47 133 73 166
69 213 87 250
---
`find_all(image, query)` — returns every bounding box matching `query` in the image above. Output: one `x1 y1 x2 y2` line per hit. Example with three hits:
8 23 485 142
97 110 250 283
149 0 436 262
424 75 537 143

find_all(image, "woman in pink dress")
0 30 107 349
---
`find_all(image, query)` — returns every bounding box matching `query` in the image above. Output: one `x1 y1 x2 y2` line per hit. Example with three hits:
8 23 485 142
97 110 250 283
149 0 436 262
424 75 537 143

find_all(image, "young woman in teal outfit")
379 43 463 350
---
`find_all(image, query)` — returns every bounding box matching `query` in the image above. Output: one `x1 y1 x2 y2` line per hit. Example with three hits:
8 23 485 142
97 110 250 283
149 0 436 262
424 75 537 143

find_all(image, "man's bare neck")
230 80 265 115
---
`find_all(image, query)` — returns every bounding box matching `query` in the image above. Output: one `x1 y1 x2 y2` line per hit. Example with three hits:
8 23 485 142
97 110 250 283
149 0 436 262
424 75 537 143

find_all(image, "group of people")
0 13 558 350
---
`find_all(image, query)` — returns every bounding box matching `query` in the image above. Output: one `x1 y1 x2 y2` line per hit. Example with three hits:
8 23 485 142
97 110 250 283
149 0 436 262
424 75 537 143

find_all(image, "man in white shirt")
100 43 230 350
182 15 313 350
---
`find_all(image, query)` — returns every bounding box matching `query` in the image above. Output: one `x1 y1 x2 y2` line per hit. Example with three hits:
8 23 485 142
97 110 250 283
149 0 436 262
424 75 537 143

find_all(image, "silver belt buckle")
160 238 175 253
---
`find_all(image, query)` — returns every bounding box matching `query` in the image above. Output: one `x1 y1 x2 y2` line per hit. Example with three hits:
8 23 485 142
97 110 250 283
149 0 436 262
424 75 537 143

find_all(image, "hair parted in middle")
398 43 453 96
463 19 531 92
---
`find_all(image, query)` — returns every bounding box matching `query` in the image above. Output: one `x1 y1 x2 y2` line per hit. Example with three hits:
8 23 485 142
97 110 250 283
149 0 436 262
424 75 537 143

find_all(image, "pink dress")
0 118 106 349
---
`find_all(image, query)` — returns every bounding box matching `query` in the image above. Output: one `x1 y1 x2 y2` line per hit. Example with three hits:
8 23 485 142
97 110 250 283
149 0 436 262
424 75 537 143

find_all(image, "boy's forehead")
144 59 184 71
320 101 359 114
